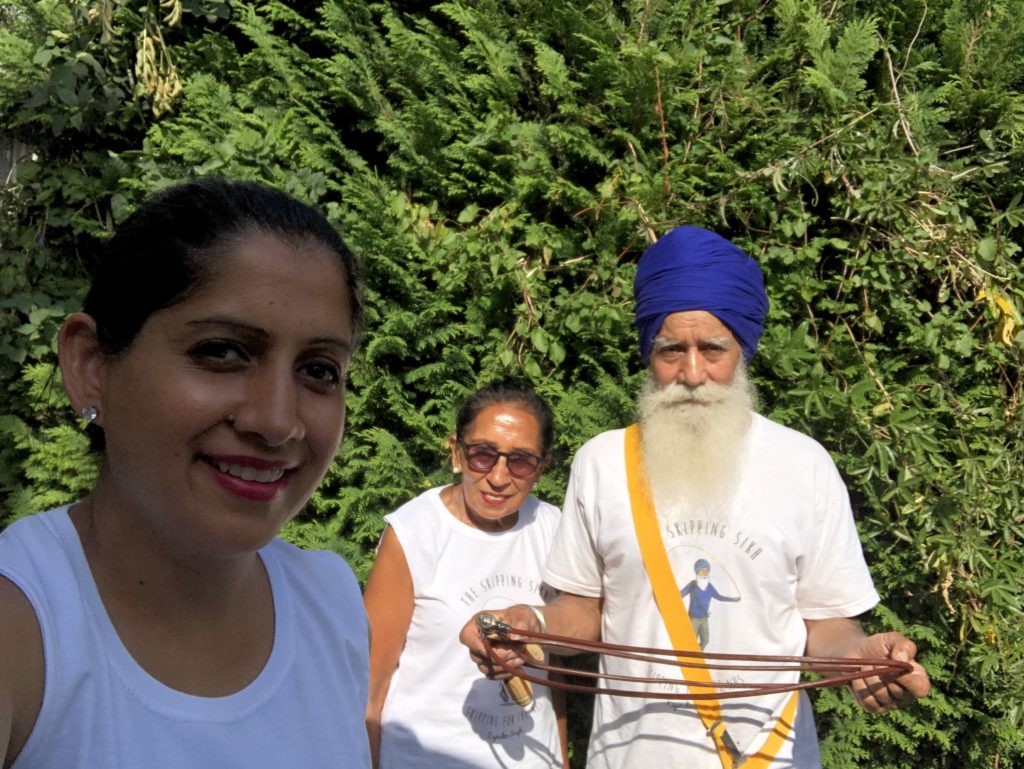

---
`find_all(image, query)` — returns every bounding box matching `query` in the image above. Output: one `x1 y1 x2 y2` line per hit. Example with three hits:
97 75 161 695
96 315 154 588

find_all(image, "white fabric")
380 487 562 769
0 505 371 769
544 415 880 769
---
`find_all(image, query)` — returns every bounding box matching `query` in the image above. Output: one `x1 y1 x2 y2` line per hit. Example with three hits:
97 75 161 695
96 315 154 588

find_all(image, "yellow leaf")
976 288 1022 347
995 294 1021 322
999 316 1016 346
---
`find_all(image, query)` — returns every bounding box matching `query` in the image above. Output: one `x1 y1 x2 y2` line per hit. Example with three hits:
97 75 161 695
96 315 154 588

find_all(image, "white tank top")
0 506 371 769
379 487 562 768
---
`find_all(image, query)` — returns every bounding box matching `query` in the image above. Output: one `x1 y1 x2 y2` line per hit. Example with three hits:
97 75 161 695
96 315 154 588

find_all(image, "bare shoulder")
0 575 44 768
364 526 412 599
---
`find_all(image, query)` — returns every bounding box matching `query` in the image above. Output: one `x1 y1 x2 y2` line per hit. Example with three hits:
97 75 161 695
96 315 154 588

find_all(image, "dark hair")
454 379 555 456
84 176 364 355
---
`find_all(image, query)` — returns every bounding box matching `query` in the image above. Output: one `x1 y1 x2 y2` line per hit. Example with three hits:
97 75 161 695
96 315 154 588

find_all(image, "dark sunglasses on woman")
458 439 544 479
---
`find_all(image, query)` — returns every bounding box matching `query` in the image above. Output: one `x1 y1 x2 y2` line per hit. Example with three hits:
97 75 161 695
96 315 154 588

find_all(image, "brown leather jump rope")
476 613 913 706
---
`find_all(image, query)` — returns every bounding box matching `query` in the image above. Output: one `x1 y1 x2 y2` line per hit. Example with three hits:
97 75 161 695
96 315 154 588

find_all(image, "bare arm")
540 592 603 644
363 528 415 769
459 592 602 677
804 617 930 713
0 576 44 769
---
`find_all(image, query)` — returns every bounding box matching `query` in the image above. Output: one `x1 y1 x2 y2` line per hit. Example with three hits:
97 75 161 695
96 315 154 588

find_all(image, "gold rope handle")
502 643 545 706
477 613 544 707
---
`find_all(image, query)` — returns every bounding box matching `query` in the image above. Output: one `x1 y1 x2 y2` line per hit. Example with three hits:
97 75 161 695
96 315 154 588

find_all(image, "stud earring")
227 414 236 424
453 466 462 473
81 406 98 423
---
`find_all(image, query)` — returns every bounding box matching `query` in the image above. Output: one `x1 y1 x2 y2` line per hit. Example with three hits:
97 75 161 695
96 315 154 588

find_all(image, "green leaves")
2 0 1024 764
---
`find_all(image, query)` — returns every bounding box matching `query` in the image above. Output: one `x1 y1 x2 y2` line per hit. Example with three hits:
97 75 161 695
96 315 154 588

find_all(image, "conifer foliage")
1 1 1022 765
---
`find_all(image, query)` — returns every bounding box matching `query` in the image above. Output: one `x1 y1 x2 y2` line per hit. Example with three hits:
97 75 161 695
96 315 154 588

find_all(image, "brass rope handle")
476 613 544 707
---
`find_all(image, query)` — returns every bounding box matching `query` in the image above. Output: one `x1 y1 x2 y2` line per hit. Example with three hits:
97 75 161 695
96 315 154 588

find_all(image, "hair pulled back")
455 379 554 457
84 177 364 356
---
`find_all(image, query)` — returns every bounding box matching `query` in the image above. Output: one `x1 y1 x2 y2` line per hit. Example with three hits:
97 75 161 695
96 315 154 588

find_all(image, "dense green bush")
1 1 1021 765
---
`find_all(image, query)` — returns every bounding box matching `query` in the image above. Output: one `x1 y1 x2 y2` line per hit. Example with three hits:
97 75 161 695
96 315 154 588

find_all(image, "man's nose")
675 349 708 387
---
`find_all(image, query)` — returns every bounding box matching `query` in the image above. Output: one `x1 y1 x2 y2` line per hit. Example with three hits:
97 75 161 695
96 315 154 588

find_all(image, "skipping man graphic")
679 558 740 649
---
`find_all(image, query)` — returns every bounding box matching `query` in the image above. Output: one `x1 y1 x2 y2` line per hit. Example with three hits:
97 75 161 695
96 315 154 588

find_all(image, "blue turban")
633 226 769 364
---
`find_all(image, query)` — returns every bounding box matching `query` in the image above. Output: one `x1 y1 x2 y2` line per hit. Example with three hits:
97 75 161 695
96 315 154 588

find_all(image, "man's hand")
458 605 545 680
847 631 931 714
459 593 602 680
805 618 930 714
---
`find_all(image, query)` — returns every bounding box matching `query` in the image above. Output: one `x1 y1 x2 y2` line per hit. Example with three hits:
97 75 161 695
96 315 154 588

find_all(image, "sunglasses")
458 439 545 479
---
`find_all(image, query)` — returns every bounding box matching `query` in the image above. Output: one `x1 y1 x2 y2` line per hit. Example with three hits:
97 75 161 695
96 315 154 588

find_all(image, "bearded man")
461 225 930 769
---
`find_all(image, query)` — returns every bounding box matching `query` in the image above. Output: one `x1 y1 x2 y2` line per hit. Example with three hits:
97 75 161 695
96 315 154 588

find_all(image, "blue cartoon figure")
679 558 740 650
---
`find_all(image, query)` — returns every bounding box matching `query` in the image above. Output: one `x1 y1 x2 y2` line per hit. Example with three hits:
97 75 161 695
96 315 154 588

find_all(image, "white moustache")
646 385 731 417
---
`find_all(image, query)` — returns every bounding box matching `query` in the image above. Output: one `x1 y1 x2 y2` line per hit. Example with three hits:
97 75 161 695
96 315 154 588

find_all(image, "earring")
453 466 462 473
227 415 236 424
81 406 98 423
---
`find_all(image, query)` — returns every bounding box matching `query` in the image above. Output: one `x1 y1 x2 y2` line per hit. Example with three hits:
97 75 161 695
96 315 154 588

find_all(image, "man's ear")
58 313 108 425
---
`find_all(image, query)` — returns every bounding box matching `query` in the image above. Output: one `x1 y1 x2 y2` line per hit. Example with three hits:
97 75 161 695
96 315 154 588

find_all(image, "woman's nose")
231 368 305 446
485 455 512 486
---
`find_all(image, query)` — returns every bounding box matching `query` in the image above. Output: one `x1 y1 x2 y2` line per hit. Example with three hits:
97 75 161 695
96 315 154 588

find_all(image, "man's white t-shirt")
544 415 880 768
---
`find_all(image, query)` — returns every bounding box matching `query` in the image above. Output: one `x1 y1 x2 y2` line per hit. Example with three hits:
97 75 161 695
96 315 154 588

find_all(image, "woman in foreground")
364 381 566 769
0 178 371 768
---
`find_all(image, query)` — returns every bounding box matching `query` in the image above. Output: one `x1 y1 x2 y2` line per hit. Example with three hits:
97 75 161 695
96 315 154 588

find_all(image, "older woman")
364 381 565 769
0 178 371 768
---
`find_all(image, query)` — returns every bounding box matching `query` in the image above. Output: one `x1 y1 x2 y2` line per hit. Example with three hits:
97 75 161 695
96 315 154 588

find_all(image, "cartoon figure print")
679 558 741 650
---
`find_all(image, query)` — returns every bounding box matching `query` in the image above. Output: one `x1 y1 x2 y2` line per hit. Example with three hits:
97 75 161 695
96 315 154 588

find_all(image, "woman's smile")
479 490 511 506
203 454 297 502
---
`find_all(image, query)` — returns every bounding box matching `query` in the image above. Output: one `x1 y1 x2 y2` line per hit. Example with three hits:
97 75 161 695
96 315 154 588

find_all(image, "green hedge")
1 1 1022 765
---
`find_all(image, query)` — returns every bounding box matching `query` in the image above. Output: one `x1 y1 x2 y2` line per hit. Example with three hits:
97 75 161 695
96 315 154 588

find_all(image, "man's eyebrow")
652 335 734 351
652 336 683 350
702 336 733 348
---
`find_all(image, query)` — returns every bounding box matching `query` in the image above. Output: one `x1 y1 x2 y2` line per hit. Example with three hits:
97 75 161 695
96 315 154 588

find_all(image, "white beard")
696 575 710 591
638 362 757 523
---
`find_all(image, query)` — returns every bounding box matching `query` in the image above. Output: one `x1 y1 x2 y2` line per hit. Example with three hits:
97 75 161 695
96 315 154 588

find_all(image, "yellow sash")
624 424 799 769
